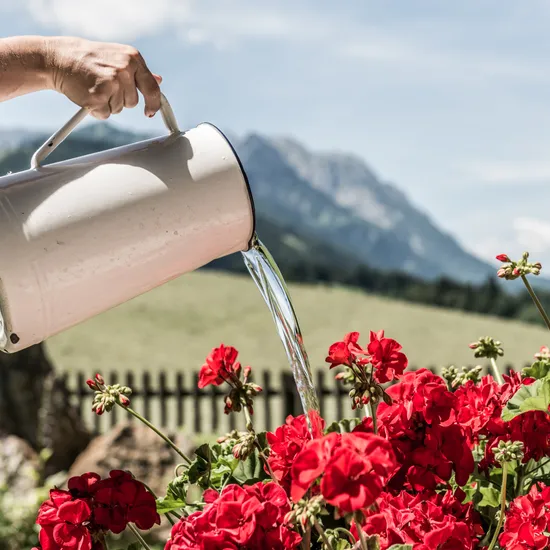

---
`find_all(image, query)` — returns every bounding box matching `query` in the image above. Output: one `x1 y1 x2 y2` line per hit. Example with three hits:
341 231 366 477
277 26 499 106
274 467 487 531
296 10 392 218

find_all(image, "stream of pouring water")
242 235 320 417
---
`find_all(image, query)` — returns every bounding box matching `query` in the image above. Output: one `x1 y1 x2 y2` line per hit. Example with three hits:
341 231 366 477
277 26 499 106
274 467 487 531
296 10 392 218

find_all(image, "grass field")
46 270 549 374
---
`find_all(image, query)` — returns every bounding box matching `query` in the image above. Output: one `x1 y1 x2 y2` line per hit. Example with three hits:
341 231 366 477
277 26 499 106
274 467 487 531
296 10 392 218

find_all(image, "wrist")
40 36 62 91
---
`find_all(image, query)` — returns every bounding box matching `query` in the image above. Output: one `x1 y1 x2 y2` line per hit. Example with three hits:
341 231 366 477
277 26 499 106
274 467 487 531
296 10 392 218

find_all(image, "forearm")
0 36 53 102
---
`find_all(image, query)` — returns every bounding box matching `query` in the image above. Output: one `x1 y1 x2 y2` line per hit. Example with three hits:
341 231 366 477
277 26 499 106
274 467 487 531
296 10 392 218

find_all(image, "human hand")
45 37 162 120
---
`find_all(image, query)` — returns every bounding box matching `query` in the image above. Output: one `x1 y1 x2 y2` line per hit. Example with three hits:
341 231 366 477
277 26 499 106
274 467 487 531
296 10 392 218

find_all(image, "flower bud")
496 268 507 278
95 373 105 386
92 402 105 416
234 362 242 377
494 440 524 464
119 394 130 407
86 378 98 390
468 342 478 349
232 431 256 460
496 254 510 263
243 366 251 379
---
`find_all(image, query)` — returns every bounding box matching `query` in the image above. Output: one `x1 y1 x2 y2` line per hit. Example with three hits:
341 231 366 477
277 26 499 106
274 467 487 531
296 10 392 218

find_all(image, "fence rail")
61 363 521 435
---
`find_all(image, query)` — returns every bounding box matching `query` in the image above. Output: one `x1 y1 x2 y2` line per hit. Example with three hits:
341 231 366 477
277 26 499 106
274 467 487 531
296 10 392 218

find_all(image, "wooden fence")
61 363 521 435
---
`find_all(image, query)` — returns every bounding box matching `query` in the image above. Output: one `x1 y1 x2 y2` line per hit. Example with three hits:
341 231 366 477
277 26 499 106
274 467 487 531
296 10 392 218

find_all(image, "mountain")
0 122 493 283
233 134 494 283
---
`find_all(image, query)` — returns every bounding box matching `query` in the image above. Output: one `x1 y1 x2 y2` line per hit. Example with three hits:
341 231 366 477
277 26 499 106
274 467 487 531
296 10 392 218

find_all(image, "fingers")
120 70 139 109
109 87 125 115
134 54 161 117
90 104 111 120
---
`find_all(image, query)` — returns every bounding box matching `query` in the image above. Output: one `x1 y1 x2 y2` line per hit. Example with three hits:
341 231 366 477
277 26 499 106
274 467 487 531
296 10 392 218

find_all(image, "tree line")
210 254 549 326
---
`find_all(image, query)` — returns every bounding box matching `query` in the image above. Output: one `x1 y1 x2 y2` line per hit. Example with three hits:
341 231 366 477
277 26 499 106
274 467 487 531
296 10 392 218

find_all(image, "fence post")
316 370 325 416
210 385 218 433
126 372 135 423
143 372 151 421
76 372 85 419
281 373 299 424
263 371 271 432
159 372 167 427
176 373 184 428
110 371 118 427
193 372 201 433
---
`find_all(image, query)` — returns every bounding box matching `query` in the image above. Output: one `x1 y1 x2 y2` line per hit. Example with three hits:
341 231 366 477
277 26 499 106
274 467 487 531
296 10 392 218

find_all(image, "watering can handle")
30 93 180 169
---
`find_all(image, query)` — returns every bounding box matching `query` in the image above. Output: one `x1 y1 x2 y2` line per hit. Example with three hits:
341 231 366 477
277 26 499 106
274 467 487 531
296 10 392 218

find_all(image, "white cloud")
12 0 325 46
458 161 550 185
514 218 550 259
25 0 191 41
10 0 550 88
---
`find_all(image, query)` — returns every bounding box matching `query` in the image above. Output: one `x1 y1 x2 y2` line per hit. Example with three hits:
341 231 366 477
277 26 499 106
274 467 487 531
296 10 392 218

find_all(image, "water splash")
242 235 320 416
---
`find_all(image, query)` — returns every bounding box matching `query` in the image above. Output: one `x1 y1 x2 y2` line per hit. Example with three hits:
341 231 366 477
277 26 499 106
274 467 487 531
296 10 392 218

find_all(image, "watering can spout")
0 94 256 353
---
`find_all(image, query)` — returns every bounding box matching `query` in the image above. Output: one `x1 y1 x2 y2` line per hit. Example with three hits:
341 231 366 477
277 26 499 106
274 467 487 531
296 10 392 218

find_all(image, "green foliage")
326 418 362 434
0 471 66 550
502 377 550 421
387 545 413 550
158 438 271 515
523 360 550 380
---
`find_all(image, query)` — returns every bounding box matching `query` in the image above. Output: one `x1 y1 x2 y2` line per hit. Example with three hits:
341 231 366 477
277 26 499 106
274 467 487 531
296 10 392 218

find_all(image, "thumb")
153 74 163 84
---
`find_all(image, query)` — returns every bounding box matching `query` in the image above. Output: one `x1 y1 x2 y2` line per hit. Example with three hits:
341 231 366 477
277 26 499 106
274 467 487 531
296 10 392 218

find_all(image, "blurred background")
1 1 550 547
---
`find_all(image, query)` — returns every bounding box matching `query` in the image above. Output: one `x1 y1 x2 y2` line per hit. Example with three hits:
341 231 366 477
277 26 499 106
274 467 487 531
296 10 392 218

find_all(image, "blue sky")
1 1 550 268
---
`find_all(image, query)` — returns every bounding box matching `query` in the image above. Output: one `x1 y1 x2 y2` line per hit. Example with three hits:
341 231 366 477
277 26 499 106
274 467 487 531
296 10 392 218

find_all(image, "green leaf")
127 543 141 550
156 496 187 514
326 418 361 434
524 361 550 380
256 432 268 451
232 449 263 484
502 377 550 421
387 545 413 550
477 485 500 508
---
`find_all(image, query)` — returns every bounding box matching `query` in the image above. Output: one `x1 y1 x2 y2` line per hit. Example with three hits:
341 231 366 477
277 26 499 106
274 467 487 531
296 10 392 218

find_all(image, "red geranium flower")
368 330 408 383
93 470 160 533
290 432 396 512
325 332 367 369
36 470 160 549
500 483 550 550
454 372 550 472
37 490 91 527
358 489 483 550
39 523 92 550
198 344 242 389
377 369 474 492
266 412 325 493
165 482 300 550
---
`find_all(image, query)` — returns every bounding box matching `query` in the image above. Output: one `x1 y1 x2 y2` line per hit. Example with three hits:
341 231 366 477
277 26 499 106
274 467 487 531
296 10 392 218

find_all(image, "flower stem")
521 275 550 332
354 514 368 550
515 464 525 498
243 406 254 432
490 358 504 386
368 401 378 435
487 463 508 550
128 524 152 550
335 527 357 545
301 525 311 550
313 519 334 550
122 405 192 465
256 442 281 486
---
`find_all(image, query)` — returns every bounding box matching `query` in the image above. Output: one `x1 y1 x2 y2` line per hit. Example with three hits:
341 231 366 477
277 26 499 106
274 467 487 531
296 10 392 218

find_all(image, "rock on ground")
68 422 194 496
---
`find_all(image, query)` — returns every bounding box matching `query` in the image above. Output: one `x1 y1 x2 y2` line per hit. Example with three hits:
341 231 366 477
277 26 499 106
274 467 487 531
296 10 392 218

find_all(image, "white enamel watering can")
0 95 255 353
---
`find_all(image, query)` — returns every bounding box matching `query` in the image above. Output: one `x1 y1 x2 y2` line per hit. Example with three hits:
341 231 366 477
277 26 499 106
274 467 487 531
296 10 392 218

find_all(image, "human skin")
0 35 162 119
